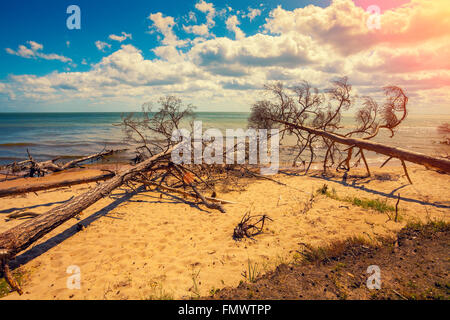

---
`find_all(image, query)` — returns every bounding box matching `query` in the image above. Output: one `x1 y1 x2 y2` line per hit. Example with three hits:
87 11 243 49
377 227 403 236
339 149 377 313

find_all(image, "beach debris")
0 97 241 295
1 148 125 178
0 172 115 199
301 193 316 214
233 212 273 241
0 145 178 295
0 254 23 295
135 175 235 206
385 193 401 223
249 78 450 177
394 193 401 223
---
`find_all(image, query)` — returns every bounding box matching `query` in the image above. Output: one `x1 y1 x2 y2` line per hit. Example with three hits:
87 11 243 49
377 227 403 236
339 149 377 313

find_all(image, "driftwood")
0 146 176 294
2 149 123 178
271 118 450 175
0 96 245 295
0 146 175 258
1 253 23 295
233 212 273 241
136 178 236 205
0 172 115 198
249 79 450 180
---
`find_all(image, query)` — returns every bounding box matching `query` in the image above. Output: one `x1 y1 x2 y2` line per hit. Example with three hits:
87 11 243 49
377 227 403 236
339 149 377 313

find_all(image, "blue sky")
0 0 449 113
0 0 329 78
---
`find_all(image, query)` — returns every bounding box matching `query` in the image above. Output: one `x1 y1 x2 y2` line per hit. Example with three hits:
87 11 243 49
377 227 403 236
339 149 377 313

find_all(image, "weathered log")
0 146 175 261
3 149 123 177
272 118 450 174
33 149 117 173
0 172 115 198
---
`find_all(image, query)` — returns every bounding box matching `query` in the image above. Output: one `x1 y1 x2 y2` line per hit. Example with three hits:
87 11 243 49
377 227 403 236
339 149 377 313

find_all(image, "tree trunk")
273 118 450 173
0 146 175 259
0 172 115 198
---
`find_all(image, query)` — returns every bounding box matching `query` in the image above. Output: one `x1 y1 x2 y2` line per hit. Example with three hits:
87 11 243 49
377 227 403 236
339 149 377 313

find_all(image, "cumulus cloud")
264 0 450 54
2 0 450 112
225 15 245 40
182 1 217 38
148 12 187 47
195 0 216 27
6 41 72 63
183 24 210 37
109 32 132 42
190 33 323 69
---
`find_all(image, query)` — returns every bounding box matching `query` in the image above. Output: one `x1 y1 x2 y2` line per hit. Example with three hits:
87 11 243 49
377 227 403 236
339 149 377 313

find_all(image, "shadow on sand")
9 186 210 270
279 169 450 210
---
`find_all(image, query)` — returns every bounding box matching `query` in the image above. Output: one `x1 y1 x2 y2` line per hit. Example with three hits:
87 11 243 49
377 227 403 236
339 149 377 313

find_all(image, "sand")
0 165 449 300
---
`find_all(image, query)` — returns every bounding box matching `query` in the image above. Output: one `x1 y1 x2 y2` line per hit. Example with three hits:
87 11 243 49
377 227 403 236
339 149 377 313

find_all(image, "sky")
0 0 449 114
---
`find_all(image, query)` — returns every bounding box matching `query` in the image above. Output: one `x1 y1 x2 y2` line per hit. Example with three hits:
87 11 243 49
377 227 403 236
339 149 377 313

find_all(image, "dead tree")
0 145 175 294
249 78 450 179
0 96 239 295
0 171 115 198
1 149 122 178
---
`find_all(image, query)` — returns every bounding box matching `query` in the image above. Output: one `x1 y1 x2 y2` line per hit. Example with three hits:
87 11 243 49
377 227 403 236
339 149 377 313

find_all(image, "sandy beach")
0 164 448 300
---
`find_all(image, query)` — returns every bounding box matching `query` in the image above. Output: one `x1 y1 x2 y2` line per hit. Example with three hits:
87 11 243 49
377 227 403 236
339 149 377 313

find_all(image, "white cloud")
6 41 72 63
95 40 112 52
2 0 450 112
195 0 216 27
109 32 132 42
246 8 261 21
264 0 450 54
183 24 210 36
225 15 245 40
148 12 187 47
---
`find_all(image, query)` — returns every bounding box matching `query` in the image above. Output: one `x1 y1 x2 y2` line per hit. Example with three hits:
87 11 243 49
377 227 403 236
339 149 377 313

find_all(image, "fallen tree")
0 97 237 295
249 78 450 180
0 171 115 198
1 149 124 178
0 145 175 294
271 118 450 175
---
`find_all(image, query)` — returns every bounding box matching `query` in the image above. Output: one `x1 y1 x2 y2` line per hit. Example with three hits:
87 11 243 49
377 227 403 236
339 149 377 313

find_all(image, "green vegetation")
0 269 26 298
298 235 378 263
144 286 174 300
209 287 220 296
316 184 395 213
406 219 450 235
242 258 261 283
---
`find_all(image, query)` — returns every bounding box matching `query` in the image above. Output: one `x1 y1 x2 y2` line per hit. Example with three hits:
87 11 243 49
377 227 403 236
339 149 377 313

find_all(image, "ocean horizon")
0 112 449 166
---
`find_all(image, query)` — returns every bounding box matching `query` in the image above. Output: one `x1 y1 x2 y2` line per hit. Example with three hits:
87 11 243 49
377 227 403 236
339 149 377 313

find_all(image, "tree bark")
2 149 122 177
272 118 450 173
0 146 175 259
0 172 115 198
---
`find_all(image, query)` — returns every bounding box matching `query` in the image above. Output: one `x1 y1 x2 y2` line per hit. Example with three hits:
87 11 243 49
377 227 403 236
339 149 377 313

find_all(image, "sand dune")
0 165 448 299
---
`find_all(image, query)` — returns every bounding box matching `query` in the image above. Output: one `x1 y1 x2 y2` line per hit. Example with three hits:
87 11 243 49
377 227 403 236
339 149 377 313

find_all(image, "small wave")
0 142 38 148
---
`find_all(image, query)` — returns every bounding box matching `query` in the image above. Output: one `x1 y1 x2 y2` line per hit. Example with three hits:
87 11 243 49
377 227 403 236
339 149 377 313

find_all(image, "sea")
0 112 449 167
